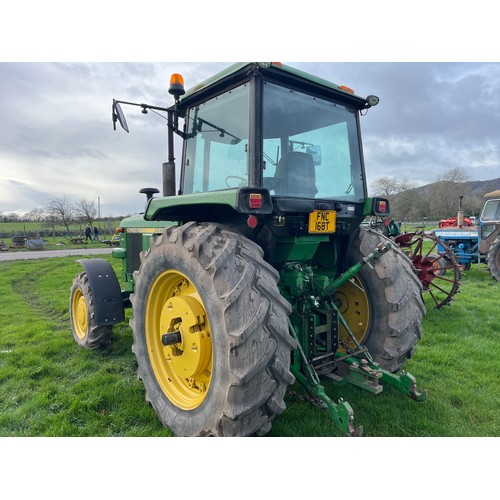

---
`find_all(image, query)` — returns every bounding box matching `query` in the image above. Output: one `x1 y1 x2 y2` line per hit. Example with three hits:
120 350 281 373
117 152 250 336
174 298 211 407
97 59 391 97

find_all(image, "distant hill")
461 178 500 197
410 178 500 199
389 177 500 220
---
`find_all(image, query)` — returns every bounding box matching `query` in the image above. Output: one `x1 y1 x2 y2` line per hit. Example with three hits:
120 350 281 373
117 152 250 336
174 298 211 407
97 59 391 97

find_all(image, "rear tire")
130 222 295 436
69 272 113 349
487 235 500 281
347 228 426 372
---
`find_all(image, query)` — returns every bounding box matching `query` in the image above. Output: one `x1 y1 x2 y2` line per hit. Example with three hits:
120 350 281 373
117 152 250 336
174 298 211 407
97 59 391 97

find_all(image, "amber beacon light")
169 73 185 100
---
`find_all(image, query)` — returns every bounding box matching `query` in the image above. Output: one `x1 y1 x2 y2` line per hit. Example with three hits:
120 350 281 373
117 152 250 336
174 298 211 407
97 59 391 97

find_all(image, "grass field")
0 221 121 233
0 254 498 438
0 221 120 246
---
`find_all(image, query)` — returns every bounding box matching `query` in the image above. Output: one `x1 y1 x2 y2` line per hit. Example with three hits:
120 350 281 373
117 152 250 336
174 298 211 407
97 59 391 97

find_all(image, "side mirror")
112 99 129 133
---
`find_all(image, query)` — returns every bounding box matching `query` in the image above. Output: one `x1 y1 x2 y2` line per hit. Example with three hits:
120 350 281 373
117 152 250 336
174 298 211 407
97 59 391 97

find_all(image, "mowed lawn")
0 254 499 437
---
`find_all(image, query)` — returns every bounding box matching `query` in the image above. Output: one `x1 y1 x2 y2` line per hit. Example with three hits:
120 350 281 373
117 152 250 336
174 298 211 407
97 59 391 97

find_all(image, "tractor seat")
274 151 318 198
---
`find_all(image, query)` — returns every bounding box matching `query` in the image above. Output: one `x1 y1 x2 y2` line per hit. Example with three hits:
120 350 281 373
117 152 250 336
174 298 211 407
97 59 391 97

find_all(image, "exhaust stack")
457 195 464 228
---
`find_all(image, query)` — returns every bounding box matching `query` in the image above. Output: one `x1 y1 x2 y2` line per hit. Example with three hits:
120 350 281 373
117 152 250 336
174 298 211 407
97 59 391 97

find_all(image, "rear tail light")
370 197 390 216
249 193 262 209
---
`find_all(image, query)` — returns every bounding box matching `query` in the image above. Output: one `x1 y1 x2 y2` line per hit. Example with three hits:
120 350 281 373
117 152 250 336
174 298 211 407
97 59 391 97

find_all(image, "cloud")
0 175 52 212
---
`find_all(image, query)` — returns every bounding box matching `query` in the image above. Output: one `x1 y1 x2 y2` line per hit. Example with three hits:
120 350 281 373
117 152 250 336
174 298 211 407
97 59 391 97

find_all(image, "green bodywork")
144 189 246 221
112 216 174 292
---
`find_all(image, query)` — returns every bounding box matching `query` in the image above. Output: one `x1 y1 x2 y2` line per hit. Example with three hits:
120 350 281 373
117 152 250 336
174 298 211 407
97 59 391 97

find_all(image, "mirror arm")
114 100 169 113
113 99 184 137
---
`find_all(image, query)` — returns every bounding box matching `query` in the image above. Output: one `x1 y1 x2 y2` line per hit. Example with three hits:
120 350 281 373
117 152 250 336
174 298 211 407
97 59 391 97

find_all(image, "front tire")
130 222 295 436
69 272 113 348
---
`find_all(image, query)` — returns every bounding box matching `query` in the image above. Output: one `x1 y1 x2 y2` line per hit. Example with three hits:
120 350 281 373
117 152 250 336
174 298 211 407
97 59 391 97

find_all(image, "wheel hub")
334 277 369 350
146 270 213 410
72 290 88 340
160 295 212 380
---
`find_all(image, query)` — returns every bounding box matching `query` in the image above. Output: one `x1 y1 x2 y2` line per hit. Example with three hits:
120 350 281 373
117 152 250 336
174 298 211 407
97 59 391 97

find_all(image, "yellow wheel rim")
334 276 370 350
146 270 212 410
72 288 88 340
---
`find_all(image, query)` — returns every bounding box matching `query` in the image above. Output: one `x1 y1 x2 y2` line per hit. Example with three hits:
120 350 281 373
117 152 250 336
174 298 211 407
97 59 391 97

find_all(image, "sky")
2 60 499 217
1 2 500 220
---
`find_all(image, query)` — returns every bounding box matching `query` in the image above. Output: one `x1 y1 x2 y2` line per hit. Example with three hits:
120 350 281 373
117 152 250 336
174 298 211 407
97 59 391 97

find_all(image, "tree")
370 176 418 197
437 166 471 184
75 198 97 226
370 176 402 197
26 207 46 222
45 196 75 234
429 167 472 219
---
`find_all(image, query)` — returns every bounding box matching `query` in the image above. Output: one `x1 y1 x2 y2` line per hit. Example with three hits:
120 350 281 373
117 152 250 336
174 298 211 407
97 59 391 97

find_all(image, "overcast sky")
1 2 500 217
1 61 499 217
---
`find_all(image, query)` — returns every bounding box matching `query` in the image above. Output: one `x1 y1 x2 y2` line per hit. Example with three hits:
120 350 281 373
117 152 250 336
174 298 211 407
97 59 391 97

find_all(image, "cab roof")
485 190 500 198
177 62 369 111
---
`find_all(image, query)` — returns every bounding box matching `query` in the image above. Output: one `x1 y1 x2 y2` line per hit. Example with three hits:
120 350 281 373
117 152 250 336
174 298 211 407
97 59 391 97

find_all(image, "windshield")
262 82 365 202
481 199 500 222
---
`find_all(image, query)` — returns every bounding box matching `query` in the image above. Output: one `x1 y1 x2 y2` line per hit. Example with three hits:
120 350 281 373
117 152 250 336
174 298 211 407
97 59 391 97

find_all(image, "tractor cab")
178 65 367 204
479 189 500 255
113 63 386 233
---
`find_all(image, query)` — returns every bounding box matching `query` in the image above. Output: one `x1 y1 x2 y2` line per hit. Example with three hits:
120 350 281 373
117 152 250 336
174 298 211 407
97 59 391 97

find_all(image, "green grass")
0 256 171 437
0 256 498 437
0 221 120 249
4 240 114 253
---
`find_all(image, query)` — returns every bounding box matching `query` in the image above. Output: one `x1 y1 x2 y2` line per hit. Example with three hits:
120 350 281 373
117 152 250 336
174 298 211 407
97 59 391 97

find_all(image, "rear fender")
76 258 125 326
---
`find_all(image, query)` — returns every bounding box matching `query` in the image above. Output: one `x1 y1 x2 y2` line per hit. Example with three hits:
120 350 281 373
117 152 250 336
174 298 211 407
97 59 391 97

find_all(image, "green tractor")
70 62 427 436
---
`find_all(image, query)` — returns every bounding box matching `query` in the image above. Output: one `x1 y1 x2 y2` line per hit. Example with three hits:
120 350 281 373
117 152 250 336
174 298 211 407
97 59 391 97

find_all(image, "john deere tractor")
70 62 427 436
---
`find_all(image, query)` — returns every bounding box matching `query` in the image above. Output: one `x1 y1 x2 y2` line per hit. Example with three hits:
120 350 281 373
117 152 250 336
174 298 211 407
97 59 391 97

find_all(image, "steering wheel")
225 175 246 188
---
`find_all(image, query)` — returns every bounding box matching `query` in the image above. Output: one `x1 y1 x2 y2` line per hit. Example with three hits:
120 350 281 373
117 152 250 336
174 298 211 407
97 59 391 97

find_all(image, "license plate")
308 210 336 233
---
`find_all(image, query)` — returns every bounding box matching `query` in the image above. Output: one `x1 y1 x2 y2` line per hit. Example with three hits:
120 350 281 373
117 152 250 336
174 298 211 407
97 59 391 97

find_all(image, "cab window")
183 85 249 194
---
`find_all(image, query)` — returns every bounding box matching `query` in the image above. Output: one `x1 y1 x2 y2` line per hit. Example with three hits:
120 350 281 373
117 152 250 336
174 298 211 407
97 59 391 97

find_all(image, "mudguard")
76 258 125 326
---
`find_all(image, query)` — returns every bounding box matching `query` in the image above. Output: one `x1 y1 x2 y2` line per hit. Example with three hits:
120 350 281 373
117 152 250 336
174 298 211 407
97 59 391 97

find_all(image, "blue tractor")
433 191 500 280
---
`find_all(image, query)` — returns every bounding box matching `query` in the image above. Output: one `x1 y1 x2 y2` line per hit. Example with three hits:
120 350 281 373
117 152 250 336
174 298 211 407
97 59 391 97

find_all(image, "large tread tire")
351 228 426 372
130 222 296 437
486 235 500 281
69 272 113 349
